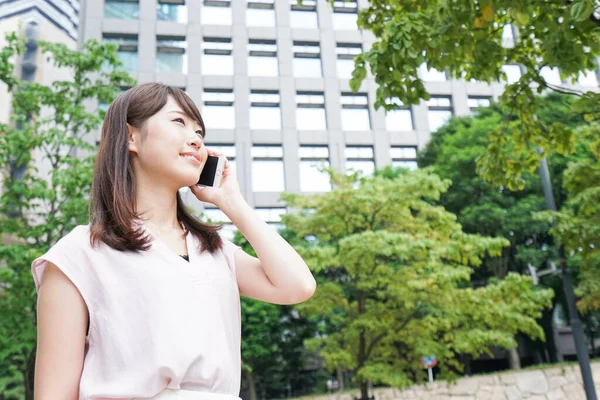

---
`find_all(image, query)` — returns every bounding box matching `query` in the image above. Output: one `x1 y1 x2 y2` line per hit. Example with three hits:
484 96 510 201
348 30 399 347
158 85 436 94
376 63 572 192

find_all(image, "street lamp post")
538 156 597 400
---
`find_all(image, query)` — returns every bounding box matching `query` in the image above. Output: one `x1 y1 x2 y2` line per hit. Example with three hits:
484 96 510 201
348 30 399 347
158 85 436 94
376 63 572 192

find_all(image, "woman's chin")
169 174 200 191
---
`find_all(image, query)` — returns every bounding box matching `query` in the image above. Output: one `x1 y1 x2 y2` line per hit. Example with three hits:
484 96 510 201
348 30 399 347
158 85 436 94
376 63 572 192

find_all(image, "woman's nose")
188 135 203 149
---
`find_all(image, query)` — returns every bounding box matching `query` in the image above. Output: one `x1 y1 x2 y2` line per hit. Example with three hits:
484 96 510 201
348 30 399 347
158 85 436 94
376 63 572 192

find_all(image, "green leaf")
571 0 594 21
515 12 530 26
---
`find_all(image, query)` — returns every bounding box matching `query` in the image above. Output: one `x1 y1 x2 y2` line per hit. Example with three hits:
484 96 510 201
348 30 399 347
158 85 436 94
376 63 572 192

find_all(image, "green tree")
537 124 600 314
281 169 553 400
232 230 320 400
418 93 588 366
0 34 134 398
343 0 600 188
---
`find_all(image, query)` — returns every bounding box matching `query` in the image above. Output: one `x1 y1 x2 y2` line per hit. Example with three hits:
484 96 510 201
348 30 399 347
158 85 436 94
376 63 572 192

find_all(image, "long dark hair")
90 82 223 253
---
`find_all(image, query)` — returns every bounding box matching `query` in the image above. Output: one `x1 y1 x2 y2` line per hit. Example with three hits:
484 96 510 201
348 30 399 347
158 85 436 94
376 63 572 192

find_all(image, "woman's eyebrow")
168 110 204 134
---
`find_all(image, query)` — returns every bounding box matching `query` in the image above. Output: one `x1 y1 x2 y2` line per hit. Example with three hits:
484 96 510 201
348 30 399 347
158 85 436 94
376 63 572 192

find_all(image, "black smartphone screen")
198 155 219 186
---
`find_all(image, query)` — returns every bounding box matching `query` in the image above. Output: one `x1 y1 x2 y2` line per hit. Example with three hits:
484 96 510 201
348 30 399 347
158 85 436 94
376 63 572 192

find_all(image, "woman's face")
128 95 208 189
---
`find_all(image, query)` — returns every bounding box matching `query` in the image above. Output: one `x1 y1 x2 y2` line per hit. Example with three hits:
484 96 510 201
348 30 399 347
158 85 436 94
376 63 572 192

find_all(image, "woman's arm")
34 262 88 399
221 195 316 305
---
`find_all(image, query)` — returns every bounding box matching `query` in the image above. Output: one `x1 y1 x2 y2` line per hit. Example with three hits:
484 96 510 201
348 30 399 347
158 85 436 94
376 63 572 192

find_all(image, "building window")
99 86 130 116
248 39 278 77
385 99 413 131
255 208 286 230
336 43 361 79
293 41 322 78
157 0 187 23
332 0 358 30
502 24 516 48
290 0 318 29
345 146 375 177
156 36 187 74
104 0 139 19
201 0 232 25
203 208 236 240
467 96 491 112
540 67 562 86
296 92 326 130
299 146 331 192
250 90 281 130
390 146 418 170
341 93 370 131
419 63 447 81
578 69 599 86
247 0 276 27
202 37 233 75
427 96 453 132
252 146 285 192
202 89 235 129
501 64 522 84
205 144 236 171
103 34 139 71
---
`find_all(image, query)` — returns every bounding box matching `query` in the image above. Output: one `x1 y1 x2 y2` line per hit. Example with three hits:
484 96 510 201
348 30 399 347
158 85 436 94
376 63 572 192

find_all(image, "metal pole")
538 156 597 400
427 368 433 383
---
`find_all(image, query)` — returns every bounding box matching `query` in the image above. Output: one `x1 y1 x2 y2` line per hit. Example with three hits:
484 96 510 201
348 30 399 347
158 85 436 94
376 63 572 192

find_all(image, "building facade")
77 0 600 238
0 0 79 123
0 0 80 234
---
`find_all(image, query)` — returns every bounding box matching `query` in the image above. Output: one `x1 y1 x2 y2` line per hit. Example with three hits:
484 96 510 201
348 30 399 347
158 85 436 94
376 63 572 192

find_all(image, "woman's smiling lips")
180 152 201 166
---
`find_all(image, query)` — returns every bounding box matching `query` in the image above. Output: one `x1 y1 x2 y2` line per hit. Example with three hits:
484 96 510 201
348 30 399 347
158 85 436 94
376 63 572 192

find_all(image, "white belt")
145 389 241 400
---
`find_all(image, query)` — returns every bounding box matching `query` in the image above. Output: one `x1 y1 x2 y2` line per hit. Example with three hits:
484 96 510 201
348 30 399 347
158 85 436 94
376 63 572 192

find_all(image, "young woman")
31 82 316 399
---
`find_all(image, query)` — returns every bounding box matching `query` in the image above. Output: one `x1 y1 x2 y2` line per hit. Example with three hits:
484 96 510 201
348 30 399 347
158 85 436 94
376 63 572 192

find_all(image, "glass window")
540 67 562 86
296 92 326 130
336 43 362 79
427 96 453 132
290 0 318 29
502 24 515 48
578 70 598 86
293 41 322 77
332 13 358 30
250 91 281 130
202 89 235 129
467 96 491 111
255 208 286 230
205 144 236 171
390 146 418 170
332 0 358 30
419 63 447 81
248 40 278 77
201 0 232 25
203 208 236 240
247 1 276 27
300 146 331 192
99 86 130 116
385 99 413 131
157 0 187 23
103 34 139 71
104 0 139 19
202 38 233 75
297 108 327 130
341 93 370 131
337 59 355 79
502 64 522 84
293 58 322 78
345 146 374 176
252 145 285 192
156 36 187 74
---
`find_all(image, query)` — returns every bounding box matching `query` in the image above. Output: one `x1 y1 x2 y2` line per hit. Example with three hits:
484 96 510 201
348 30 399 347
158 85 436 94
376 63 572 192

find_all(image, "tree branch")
365 332 387 360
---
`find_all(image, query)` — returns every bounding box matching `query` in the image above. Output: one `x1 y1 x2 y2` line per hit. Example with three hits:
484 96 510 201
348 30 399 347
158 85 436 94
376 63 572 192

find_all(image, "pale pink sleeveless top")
31 224 242 400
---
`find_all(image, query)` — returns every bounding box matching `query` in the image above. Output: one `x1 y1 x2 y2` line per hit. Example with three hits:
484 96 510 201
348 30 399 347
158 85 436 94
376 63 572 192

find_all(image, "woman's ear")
127 123 138 154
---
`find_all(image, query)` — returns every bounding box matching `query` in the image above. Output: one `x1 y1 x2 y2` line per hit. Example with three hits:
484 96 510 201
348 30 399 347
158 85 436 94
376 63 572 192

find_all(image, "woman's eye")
174 118 185 125
196 130 204 137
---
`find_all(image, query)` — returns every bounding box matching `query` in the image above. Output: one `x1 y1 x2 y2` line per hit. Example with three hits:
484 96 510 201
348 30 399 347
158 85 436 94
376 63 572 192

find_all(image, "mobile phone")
197 155 226 187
